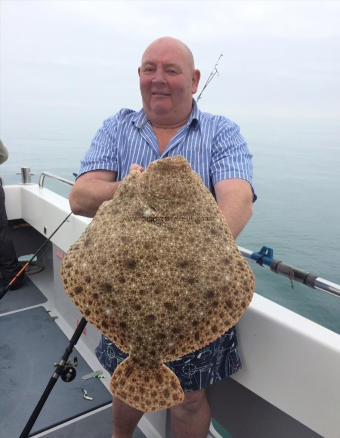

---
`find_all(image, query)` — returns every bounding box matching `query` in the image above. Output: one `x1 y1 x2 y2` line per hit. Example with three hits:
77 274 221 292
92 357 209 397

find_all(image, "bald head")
141 37 196 71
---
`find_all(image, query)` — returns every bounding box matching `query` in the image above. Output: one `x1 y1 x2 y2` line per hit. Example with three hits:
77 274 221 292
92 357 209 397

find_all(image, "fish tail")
111 358 184 412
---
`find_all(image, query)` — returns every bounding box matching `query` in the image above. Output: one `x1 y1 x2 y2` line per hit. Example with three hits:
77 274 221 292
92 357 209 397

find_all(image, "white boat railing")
39 171 74 188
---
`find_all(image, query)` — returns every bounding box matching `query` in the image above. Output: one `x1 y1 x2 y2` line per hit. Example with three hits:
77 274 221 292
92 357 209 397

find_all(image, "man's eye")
167 69 178 74
143 66 154 73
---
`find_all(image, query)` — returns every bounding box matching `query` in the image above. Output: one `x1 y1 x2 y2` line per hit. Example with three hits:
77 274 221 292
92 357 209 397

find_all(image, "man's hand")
129 164 144 173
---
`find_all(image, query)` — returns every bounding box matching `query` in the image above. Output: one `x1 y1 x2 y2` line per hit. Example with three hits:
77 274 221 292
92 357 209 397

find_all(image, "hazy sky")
1 0 339 142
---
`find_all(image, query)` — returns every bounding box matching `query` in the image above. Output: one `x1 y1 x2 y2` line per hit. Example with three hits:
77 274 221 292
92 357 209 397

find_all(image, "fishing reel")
55 356 78 382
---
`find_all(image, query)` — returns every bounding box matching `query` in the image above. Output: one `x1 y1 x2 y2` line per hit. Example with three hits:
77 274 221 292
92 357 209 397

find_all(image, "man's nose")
152 67 166 83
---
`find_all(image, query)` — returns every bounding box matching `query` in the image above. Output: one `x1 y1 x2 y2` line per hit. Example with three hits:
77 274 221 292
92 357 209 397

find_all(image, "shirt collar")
132 99 200 129
131 108 149 129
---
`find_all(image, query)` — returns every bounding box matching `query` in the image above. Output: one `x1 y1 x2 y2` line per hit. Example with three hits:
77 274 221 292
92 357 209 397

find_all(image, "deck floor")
33 405 146 438
0 306 114 436
0 276 47 314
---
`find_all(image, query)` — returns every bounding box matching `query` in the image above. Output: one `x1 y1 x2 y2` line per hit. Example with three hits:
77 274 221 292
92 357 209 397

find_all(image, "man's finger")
130 164 144 173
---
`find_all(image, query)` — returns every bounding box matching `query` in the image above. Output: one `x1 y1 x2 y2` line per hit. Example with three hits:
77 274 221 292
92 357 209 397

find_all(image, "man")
0 140 25 291
70 36 255 438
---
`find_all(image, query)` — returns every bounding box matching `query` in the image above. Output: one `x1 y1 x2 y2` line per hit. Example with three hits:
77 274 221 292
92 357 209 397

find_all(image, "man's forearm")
214 179 254 239
219 198 253 238
69 179 121 218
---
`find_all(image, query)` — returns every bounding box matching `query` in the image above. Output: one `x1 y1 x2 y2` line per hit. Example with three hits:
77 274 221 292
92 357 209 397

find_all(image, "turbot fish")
61 156 255 412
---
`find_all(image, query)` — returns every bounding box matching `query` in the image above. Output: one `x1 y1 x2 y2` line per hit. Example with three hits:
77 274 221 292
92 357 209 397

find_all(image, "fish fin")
111 358 184 412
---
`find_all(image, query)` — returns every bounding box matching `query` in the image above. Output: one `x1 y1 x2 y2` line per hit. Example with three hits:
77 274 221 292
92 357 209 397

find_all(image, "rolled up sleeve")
78 114 121 176
211 118 256 201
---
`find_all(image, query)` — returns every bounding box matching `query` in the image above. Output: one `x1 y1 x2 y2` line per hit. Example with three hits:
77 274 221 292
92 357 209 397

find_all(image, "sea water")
1 117 339 333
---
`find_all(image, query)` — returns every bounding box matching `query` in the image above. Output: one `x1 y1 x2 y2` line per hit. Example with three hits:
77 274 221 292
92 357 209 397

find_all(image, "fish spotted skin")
61 156 255 412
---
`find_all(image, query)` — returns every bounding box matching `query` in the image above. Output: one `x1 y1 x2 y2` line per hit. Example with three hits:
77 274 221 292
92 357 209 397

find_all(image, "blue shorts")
95 328 241 392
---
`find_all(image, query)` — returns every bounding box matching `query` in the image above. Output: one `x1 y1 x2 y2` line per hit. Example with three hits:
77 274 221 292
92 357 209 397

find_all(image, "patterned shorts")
95 328 241 392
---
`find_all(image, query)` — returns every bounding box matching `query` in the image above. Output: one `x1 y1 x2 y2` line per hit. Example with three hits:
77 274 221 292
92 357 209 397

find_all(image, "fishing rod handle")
270 261 317 288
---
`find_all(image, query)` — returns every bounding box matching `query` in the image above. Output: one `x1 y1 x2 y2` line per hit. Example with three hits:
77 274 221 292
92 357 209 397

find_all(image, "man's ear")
138 67 141 77
192 69 201 94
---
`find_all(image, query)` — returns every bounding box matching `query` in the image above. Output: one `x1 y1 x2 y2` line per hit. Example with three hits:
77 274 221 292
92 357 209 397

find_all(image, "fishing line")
197 54 223 102
0 211 73 301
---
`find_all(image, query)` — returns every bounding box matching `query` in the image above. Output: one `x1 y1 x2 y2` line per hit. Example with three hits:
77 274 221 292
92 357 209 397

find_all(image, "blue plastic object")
250 246 274 267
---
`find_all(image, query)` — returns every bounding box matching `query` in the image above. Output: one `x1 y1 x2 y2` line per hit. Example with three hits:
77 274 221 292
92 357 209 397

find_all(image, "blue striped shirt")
80 101 254 386
79 100 255 196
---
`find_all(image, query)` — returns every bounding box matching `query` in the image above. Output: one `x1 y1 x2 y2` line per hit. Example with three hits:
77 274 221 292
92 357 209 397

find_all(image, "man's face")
139 40 200 126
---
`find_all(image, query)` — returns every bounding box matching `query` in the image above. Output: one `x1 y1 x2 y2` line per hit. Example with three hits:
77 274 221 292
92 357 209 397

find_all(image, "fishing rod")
20 316 88 438
197 54 223 102
238 245 340 298
0 211 73 301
